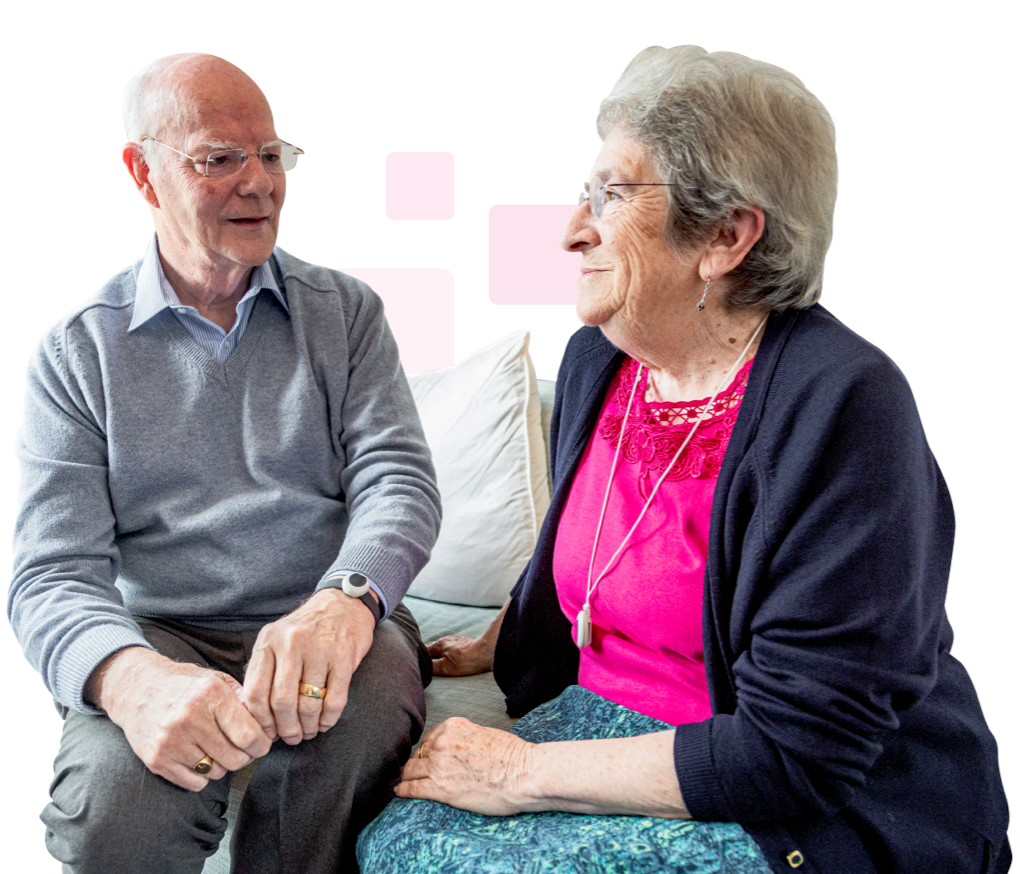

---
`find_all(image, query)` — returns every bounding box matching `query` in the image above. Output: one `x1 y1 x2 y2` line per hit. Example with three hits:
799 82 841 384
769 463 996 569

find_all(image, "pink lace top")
553 356 752 725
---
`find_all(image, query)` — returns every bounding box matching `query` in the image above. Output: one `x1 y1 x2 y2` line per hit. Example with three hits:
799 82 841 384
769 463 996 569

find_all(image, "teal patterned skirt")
357 685 772 873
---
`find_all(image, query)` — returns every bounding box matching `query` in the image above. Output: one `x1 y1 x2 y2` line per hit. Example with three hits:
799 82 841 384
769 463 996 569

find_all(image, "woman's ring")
193 755 214 775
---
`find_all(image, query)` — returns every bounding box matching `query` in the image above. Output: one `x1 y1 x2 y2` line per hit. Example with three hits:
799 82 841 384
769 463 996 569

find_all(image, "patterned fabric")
357 686 772 873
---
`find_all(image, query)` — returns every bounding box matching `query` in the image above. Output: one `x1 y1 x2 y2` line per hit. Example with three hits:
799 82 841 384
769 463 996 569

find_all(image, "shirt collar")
128 234 287 331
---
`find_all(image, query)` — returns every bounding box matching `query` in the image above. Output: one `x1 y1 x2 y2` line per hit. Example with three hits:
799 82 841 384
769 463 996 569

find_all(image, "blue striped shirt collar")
128 234 287 332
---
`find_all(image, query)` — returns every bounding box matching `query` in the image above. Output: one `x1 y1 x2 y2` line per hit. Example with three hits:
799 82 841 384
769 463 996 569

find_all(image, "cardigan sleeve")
674 331 954 822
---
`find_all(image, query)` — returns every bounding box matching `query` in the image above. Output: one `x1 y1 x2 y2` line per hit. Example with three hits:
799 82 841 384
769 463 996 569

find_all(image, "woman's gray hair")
598 46 837 310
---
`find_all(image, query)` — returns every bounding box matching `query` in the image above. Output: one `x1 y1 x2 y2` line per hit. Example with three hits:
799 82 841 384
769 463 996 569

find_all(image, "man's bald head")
123 54 274 157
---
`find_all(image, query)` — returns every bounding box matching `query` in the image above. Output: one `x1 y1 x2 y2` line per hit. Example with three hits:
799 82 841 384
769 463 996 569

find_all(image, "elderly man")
8 53 441 873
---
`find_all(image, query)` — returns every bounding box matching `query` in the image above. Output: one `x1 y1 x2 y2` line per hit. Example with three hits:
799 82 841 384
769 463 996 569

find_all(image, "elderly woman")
358 46 1010 873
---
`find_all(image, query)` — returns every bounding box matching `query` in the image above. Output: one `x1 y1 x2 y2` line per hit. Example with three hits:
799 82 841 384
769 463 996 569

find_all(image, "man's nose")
236 153 274 196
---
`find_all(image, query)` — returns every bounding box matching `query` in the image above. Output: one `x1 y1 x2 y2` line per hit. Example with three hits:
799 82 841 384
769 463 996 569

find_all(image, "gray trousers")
42 605 430 874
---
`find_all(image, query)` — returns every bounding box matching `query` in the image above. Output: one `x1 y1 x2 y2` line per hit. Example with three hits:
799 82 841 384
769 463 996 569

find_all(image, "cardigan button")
786 850 804 867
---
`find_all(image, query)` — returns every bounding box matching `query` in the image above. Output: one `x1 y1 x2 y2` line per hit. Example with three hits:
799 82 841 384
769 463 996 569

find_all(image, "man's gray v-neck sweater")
10 249 441 712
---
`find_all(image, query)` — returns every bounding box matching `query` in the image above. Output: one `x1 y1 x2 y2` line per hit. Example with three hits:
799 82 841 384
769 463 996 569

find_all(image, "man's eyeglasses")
579 180 678 219
140 136 304 179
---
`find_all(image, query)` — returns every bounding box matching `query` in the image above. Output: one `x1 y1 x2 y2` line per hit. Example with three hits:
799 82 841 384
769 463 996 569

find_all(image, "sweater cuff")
319 544 417 622
53 623 155 715
673 719 732 822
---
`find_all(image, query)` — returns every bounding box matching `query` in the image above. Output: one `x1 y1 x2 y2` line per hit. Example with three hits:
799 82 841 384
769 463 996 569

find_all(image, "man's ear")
122 143 159 209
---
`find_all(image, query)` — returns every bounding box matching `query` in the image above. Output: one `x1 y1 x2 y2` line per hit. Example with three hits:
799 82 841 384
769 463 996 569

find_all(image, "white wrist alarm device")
341 572 371 597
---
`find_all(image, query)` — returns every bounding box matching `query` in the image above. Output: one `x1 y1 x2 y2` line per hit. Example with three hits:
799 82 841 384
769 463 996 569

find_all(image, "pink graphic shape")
452 180 575 269
489 205 580 304
340 269 455 373
386 152 455 220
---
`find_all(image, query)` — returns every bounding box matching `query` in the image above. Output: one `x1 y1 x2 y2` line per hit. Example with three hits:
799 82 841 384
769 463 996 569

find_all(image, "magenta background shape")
488 205 579 304
386 152 455 220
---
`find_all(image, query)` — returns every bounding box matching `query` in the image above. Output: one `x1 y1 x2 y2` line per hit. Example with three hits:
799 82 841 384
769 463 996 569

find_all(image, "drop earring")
697 278 712 311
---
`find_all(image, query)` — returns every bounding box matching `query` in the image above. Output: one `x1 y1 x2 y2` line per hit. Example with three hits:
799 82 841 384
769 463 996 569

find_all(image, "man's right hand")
87 647 273 791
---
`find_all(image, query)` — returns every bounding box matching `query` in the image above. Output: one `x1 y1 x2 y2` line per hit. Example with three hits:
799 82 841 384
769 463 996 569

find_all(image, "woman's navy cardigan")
494 305 1010 873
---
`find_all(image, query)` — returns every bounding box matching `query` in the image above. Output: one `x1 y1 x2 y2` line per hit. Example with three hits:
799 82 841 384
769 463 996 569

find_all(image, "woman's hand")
396 717 537 815
398 720 689 819
427 635 495 677
428 601 509 677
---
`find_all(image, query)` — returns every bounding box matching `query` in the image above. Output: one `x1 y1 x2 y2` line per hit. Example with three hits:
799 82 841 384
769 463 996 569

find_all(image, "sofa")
205 330 554 872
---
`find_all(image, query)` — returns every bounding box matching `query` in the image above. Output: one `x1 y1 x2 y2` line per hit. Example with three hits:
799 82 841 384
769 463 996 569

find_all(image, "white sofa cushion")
407 330 550 606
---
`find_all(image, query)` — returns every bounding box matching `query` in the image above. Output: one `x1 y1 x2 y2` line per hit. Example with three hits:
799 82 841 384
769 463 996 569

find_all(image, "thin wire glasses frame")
579 180 678 219
140 135 304 178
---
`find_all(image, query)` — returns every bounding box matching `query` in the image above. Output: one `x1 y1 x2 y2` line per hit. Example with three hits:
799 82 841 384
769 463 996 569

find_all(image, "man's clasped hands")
87 587 377 791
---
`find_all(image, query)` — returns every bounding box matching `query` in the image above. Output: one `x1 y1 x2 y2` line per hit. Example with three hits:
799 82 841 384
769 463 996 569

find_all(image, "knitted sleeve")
674 321 952 822
304 269 442 618
8 321 152 713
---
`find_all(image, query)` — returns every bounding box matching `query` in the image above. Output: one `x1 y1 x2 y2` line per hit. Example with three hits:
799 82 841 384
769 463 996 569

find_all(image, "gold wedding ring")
418 741 429 759
193 755 214 775
299 682 326 699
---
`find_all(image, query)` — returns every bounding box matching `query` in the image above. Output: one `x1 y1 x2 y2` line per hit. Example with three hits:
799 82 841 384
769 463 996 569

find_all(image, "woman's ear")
700 206 764 280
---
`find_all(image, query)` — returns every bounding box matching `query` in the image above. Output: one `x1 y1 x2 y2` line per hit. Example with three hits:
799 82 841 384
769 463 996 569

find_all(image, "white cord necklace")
576 316 768 649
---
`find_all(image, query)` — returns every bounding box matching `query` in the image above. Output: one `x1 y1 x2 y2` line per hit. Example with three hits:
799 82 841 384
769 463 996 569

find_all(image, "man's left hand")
242 588 376 745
